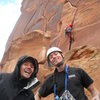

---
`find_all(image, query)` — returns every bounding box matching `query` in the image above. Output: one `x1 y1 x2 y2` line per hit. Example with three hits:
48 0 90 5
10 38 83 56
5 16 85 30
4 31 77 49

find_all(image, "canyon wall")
0 0 100 99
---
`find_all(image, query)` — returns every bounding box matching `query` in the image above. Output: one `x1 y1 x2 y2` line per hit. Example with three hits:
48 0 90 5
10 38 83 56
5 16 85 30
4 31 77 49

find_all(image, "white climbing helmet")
46 47 62 67
47 47 62 58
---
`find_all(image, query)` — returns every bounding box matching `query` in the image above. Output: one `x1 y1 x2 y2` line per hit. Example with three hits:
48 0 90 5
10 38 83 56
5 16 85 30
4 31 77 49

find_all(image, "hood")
12 55 39 83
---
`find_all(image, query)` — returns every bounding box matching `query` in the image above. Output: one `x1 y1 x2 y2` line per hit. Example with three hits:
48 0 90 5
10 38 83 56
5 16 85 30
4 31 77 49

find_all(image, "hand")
92 94 100 100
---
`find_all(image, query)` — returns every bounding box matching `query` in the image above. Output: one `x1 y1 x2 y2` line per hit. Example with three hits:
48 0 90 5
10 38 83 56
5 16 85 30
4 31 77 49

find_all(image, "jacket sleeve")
0 73 3 83
0 74 6 100
39 75 54 97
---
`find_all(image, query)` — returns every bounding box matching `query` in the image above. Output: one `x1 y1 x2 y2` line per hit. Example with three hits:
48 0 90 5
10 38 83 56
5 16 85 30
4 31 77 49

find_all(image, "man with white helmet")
35 47 100 100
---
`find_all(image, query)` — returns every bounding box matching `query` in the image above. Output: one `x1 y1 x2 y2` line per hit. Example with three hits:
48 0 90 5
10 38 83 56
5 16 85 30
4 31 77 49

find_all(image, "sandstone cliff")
0 0 100 99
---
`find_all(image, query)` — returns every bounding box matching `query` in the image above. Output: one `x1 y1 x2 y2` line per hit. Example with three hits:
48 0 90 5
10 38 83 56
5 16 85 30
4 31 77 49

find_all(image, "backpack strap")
54 69 57 97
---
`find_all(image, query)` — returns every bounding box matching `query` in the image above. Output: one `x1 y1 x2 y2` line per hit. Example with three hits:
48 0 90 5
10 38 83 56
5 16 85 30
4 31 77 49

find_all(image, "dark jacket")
0 55 39 100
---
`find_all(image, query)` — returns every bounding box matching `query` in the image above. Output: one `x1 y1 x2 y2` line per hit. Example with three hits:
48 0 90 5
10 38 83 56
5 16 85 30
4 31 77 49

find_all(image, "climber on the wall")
64 24 74 50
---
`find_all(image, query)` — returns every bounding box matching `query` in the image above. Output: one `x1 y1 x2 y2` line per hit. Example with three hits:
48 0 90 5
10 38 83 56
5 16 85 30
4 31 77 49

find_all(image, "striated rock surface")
0 0 100 99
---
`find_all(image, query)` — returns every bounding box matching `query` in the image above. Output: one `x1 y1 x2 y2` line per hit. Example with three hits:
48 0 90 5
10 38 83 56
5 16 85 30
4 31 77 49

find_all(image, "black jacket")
0 55 39 100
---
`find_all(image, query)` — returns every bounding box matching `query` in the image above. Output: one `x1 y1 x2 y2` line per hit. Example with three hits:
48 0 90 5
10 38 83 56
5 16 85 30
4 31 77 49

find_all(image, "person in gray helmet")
0 55 40 100
35 47 100 100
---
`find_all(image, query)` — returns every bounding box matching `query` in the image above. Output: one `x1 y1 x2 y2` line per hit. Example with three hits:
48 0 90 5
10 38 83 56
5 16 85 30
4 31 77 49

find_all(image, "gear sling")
54 64 75 100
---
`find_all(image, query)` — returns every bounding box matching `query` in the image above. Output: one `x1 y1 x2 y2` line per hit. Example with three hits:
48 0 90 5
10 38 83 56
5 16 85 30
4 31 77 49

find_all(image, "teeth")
25 70 31 74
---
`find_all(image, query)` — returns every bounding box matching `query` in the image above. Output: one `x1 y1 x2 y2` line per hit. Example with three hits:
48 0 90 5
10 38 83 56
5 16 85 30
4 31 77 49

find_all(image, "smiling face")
49 51 64 67
20 61 34 79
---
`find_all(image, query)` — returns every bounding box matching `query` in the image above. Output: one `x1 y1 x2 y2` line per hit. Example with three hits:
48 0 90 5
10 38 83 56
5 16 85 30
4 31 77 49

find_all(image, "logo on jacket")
68 74 76 79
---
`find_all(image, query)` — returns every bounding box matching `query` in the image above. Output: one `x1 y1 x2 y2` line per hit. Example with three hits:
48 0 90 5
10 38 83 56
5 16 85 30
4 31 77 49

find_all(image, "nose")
26 65 31 69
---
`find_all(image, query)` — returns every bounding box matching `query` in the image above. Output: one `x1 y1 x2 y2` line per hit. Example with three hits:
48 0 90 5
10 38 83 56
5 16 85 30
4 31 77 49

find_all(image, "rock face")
0 0 100 99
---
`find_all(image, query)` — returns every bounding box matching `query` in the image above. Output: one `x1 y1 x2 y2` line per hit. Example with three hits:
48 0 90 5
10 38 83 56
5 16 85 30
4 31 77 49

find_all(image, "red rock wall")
0 0 100 99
